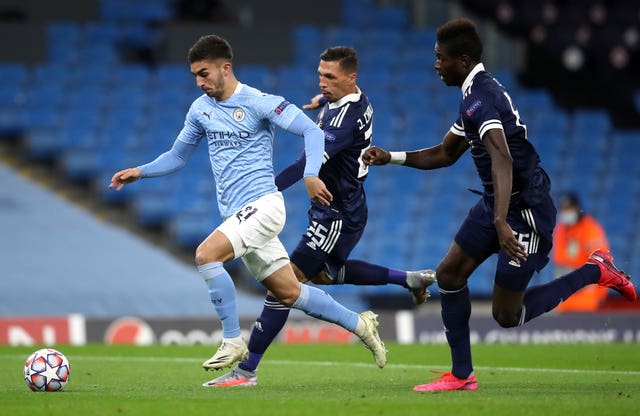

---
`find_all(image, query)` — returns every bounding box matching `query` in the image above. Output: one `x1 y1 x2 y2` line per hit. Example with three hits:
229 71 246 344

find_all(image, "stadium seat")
572 109 612 136
0 63 27 86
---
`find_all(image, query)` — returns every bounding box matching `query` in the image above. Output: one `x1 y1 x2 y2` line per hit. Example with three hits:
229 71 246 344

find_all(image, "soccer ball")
23 348 71 392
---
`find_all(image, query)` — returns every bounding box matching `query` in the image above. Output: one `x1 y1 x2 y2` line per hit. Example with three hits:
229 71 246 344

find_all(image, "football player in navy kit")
363 18 635 391
205 46 435 387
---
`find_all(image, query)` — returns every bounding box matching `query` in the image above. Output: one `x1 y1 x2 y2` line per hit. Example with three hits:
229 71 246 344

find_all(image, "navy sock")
239 295 290 373
342 260 408 288
522 263 600 324
440 285 473 379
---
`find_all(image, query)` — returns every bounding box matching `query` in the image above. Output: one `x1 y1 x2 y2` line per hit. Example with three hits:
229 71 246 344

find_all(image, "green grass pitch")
1 343 638 416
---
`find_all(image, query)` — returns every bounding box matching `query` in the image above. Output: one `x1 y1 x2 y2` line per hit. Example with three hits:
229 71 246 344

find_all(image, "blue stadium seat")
0 105 26 134
170 211 219 249
0 84 23 106
0 64 27 85
323 27 361 50
275 66 317 91
46 22 81 44
573 109 611 136
235 65 275 91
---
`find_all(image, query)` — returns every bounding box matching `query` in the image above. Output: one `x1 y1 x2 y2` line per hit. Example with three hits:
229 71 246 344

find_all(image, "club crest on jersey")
233 108 245 122
275 100 290 115
466 100 482 116
324 131 336 143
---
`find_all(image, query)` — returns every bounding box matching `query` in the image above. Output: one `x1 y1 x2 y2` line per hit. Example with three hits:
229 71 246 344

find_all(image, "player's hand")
304 176 333 206
495 219 528 264
109 168 142 191
362 146 391 166
302 94 324 110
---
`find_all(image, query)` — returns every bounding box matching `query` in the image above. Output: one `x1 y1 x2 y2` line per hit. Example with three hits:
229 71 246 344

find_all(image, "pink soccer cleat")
413 371 478 392
589 250 636 302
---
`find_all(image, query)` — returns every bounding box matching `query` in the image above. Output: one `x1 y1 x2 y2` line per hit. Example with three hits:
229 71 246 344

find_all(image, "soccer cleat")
589 250 636 301
413 371 478 392
202 366 257 387
356 311 387 368
202 338 249 371
407 269 437 305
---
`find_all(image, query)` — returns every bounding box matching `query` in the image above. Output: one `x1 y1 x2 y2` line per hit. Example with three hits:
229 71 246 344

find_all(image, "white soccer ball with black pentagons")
23 348 70 392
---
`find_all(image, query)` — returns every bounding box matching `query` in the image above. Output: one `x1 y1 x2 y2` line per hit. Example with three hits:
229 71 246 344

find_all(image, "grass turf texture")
1 343 638 416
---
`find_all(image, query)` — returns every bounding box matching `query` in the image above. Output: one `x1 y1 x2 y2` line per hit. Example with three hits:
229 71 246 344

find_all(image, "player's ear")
221 61 232 75
459 54 472 69
348 72 357 85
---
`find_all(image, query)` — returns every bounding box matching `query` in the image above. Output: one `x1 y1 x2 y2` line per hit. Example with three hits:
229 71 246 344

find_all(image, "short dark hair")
320 46 358 73
436 18 483 62
188 35 233 63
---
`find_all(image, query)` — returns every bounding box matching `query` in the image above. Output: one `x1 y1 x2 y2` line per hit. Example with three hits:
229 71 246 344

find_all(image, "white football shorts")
217 191 289 281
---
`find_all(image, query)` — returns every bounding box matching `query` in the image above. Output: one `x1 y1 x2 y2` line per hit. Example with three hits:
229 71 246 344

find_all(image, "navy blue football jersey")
450 64 542 197
316 88 372 215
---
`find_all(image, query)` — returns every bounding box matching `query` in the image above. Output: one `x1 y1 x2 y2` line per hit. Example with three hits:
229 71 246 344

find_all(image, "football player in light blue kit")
109 35 386 379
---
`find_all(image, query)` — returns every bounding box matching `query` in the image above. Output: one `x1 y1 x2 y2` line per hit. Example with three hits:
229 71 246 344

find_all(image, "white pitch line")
3 354 640 376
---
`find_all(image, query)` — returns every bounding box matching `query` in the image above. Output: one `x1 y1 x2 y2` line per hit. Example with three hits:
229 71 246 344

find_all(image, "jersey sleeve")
176 102 206 145
254 93 303 130
464 93 504 139
449 116 465 137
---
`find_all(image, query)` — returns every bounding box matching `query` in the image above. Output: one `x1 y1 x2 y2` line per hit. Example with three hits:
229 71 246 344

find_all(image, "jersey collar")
460 63 485 97
328 86 361 109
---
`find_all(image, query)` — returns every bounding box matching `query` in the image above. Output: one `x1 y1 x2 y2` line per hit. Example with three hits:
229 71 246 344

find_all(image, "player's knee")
194 244 208 266
194 243 213 266
435 263 466 290
492 308 520 328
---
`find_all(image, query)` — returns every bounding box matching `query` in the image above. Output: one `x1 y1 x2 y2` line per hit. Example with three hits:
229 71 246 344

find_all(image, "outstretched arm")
108 139 197 191
362 130 469 169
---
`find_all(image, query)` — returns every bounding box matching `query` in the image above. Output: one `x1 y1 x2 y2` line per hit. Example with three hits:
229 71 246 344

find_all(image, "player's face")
317 60 356 103
434 42 465 87
190 59 228 100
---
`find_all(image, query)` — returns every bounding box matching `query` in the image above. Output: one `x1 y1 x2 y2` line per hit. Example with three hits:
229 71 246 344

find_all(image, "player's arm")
275 153 305 191
483 128 527 263
282 112 333 205
109 139 197 191
362 130 469 169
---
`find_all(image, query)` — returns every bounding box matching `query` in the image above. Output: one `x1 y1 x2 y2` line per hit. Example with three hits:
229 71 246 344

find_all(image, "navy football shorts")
290 208 365 281
454 192 557 292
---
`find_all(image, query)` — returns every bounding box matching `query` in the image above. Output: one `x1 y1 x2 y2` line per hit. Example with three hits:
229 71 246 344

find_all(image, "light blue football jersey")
177 83 302 218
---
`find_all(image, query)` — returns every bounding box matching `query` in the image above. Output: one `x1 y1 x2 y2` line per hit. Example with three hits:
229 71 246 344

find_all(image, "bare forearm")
403 146 455 170
491 155 512 223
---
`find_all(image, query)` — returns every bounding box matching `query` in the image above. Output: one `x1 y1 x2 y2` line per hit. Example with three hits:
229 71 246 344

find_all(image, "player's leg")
413 242 482 392
243 242 386 368
301 218 436 303
494 251 635 327
235 254 323 379
492 193 635 327
320 260 436 305
200 192 289 372
195 229 247 370
203 285 287 387
414 199 497 392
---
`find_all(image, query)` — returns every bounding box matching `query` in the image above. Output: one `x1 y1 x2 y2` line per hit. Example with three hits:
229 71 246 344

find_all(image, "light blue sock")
198 262 241 338
292 284 359 332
